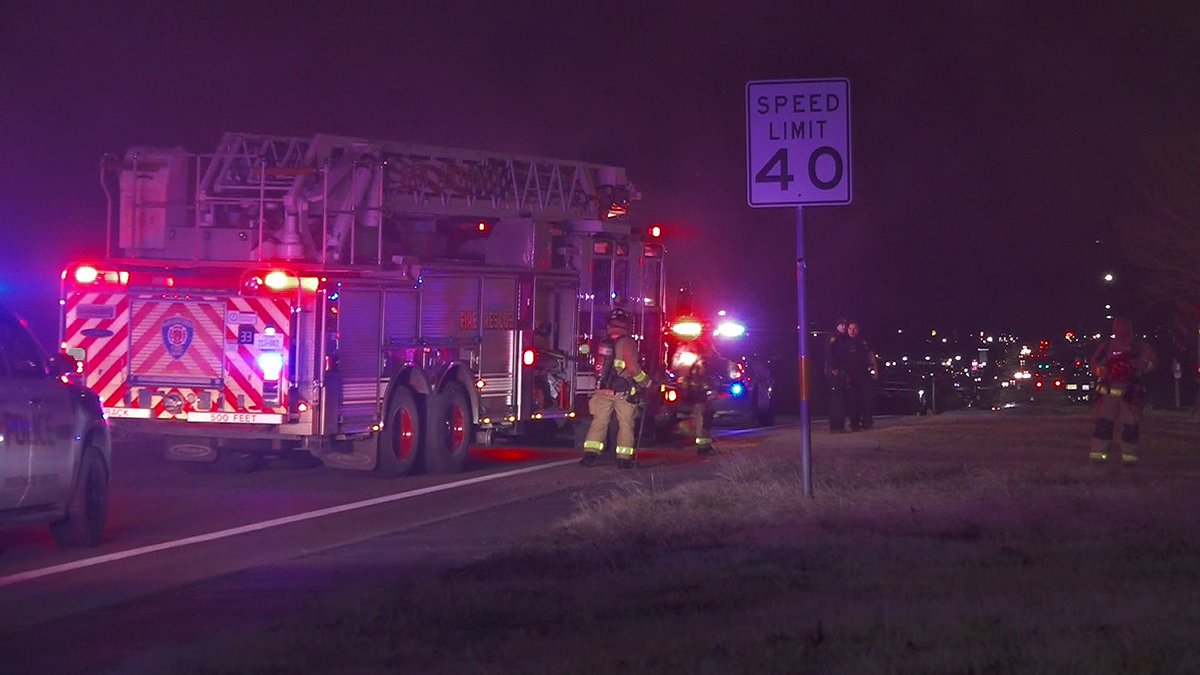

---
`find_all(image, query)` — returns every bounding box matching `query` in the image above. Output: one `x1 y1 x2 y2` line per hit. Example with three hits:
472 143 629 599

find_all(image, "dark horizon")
3 2 1197 354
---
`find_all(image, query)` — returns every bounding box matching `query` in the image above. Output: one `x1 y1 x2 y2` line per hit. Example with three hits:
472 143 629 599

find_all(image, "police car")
658 315 776 430
0 304 111 547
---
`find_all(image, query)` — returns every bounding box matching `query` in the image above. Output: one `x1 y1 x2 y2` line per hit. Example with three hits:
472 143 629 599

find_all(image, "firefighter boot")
1119 444 1138 468
615 445 636 469
1119 424 1139 467
1088 438 1109 464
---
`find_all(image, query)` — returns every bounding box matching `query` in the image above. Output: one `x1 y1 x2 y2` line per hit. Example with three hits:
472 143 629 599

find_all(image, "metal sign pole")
746 77 850 500
796 206 812 498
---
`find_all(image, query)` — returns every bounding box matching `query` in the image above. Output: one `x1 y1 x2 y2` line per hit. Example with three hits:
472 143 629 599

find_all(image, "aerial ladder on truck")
62 132 666 475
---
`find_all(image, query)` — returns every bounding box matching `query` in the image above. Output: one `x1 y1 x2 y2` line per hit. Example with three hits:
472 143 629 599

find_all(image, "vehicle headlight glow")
672 350 699 368
714 320 746 338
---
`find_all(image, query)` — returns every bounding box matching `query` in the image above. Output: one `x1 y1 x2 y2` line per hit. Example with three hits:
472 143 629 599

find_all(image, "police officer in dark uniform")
824 317 849 433
844 319 879 431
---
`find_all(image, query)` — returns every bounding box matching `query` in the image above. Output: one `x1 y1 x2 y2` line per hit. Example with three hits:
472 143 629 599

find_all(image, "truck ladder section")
109 132 636 264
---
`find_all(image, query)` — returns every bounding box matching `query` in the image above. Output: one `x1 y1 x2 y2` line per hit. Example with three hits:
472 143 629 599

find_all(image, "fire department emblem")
162 317 195 359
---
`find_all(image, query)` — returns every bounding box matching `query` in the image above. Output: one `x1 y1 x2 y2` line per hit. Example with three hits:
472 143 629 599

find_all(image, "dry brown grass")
174 406 1200 674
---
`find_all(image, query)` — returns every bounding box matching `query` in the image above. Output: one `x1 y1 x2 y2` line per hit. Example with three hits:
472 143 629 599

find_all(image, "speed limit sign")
746 78 851 207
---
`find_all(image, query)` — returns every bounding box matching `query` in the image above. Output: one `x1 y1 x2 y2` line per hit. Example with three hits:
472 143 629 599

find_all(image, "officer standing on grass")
844 320 879 431
581 308 650 469
1089 316 1156 466
824 317 850 433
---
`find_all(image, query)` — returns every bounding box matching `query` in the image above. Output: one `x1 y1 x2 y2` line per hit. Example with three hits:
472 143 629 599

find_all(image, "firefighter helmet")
607 307 633 328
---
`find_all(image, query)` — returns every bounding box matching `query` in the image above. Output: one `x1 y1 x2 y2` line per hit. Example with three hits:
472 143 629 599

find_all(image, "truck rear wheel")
213 448 262 474
376 387 422 477
427 384 472 474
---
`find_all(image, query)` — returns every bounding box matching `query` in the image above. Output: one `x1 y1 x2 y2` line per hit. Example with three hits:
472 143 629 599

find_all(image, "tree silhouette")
1121 132 1200 307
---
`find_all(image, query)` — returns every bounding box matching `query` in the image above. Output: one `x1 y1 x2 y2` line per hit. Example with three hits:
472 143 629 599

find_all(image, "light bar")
714 320 746 338
70 265 129 285
671 319 703 339
264 270 297 291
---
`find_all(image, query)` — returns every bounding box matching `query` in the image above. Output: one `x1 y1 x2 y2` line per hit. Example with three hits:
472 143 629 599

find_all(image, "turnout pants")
583 390 638 459
679 399 714 451
1091 387 1143 463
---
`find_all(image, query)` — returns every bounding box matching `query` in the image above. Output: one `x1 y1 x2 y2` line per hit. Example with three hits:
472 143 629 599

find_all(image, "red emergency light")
66 264 128 286
242 269 321 295
670 318 704 339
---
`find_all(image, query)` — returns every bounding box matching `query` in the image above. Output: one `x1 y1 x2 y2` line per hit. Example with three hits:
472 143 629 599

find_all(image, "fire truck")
60 132 666 475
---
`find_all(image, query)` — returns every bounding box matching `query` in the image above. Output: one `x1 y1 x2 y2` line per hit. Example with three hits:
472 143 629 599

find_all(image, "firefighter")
824 317 850 433
671 320 721 455
581 308 650 468
1089 316 1156 465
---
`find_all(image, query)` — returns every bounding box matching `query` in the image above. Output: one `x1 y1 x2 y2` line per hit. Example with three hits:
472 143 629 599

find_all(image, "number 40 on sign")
746 78 852 207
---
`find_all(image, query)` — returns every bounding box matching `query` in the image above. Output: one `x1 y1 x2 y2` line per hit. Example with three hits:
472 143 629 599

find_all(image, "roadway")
0 424 782 673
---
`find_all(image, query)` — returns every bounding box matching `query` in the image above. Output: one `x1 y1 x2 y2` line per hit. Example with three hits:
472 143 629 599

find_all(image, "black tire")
572 417 590 450
376 387 422 477
427 384 472 474
51 445 109 548
212 448 262 474
527 419 560 446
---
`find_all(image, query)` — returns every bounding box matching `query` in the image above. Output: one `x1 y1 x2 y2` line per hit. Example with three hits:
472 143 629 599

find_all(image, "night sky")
2 1 1198 356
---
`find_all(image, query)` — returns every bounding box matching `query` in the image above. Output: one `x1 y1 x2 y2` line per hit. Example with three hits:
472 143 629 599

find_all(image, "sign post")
747 78 851 498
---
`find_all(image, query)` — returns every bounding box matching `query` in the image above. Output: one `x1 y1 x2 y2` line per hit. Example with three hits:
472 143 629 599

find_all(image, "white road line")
0 459 576 589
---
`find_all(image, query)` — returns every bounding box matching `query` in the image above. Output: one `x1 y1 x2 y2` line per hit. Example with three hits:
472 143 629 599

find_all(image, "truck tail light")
522 349 536 366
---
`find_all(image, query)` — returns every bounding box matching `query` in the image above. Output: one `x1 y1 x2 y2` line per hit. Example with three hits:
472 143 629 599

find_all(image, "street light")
1103 273 1114 283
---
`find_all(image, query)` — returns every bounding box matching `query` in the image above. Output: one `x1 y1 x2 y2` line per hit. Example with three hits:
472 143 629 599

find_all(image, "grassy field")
174 405 1200 674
